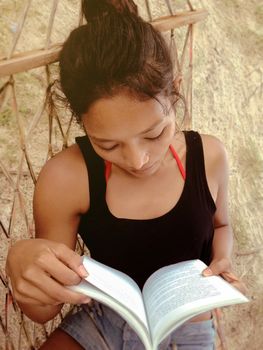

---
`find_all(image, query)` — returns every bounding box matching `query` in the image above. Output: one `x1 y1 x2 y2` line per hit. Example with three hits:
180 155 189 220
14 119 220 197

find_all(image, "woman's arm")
201 135 245 291
202 135 237 276
6 145 91 323
204 135 233 264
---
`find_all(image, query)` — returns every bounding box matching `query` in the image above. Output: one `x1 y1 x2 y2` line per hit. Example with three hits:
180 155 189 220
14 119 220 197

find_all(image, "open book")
69 257 248 350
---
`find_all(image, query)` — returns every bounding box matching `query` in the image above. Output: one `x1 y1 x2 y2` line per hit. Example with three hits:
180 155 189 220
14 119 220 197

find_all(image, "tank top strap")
183 130 216 211
76 135 107 216
184 130 205 181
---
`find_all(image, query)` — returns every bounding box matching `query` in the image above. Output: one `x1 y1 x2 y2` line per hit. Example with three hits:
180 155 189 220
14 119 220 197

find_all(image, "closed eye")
145 128 166 140
97 144 119 151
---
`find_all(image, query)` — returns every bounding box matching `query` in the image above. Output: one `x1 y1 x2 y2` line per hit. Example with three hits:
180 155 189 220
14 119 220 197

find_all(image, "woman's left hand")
202 257 247 294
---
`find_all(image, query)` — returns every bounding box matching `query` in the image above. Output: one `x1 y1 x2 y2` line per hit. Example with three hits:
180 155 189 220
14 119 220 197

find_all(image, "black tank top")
76 131 216 289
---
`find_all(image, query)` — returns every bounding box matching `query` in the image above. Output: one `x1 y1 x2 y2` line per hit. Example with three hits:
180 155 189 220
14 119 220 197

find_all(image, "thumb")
202 260 226 277
203 258 232 277
202 267 213 277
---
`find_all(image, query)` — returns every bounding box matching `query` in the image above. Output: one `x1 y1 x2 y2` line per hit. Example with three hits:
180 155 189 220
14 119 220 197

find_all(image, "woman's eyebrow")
89 120 163 143
138 120 163 135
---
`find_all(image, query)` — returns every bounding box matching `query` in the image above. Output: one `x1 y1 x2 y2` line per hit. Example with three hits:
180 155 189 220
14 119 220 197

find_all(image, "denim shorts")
59 301 215 349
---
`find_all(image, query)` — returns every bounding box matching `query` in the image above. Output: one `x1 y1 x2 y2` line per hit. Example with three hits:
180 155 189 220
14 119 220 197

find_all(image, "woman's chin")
126 162 160 178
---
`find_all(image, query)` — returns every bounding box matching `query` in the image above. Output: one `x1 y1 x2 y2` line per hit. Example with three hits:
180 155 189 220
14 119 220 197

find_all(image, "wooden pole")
0 9 208 78
151 9 208 32
0 44 62 78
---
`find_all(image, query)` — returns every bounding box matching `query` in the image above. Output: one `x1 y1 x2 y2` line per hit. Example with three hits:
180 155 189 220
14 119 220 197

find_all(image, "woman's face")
82 92 176 178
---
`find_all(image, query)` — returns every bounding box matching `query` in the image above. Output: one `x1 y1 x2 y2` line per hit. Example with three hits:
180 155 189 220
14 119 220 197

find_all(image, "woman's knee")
39 328 84 350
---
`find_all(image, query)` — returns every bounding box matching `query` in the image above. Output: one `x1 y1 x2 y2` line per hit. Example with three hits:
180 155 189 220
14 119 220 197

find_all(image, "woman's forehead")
82 96 169 140
82 93 169 135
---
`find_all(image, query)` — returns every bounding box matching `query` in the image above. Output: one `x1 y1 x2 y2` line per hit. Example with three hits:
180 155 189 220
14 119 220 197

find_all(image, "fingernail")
203 268 213 276
79 264 88 278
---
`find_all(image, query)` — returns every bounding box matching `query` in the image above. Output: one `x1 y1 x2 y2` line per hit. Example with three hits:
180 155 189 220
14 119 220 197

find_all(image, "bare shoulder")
38 144 86 180
35 143 89 215
200 134 228 163
200 134 229 185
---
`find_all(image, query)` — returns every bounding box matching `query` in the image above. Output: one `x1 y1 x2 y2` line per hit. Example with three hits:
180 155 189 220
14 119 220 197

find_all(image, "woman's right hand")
6 238 91 306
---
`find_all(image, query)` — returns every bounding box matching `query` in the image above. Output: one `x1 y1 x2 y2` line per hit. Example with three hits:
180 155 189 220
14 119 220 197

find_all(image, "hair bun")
82 0 138 21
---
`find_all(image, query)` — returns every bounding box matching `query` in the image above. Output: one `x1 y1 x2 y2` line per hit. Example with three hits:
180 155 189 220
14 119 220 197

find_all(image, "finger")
13 279 58 306
220 271 240 283
32 273 91 305
220 271 248 294
34 252 82 286
50 244 88 278
230 280 248 294
22 264 90 305
13 282 91 306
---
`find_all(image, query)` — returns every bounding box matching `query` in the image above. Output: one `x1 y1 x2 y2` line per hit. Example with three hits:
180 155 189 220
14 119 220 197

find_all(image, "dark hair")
58 0 178 122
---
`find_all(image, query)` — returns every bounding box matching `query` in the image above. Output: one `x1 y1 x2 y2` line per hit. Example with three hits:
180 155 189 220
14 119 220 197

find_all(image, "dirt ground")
0 0 262 349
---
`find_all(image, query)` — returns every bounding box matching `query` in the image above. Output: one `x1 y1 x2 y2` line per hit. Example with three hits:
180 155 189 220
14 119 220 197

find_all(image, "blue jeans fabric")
59 302 215 350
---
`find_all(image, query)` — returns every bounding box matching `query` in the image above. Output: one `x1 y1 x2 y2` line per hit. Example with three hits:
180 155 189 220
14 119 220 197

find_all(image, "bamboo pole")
164 0 174 16
187 0 195 11
151 9 208 31
144 0 153 21
45 0 60 50
0 9 208 78
185 24 193 129
0 43 62 78
7 0 32 59
0 219 9 239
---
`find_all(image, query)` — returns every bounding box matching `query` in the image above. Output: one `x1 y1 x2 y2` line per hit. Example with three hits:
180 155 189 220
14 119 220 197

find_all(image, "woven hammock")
0 0 226 349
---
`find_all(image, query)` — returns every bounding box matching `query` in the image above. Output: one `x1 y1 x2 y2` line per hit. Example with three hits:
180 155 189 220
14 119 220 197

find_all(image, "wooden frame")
0 9 208 78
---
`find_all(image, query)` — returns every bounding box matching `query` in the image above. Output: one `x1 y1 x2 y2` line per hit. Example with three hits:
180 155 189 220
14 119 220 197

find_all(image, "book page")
143 260 248 345
82 256 148 329
69 280 152 350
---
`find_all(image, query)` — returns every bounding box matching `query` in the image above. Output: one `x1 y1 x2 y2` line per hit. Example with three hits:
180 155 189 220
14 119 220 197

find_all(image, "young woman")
6 1 242 349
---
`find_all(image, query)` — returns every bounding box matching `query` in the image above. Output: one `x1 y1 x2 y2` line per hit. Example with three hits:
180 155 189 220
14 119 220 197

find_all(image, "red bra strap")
105 160 112 183
169 145 186 180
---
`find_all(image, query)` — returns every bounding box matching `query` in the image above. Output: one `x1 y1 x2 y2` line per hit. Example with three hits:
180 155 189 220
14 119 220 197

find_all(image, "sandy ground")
0 0 262 349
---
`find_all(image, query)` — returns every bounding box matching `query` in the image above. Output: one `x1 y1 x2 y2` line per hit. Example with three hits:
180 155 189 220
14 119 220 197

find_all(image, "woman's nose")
123 145 149 170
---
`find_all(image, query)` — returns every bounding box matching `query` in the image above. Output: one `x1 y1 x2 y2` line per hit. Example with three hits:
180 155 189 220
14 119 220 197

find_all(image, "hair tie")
82 0 138 22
